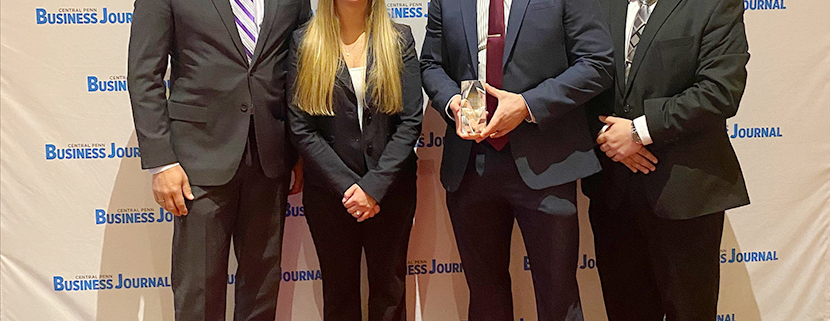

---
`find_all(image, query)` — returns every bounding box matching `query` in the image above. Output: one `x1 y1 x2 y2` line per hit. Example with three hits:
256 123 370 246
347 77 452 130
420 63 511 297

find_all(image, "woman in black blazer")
286 0 422 319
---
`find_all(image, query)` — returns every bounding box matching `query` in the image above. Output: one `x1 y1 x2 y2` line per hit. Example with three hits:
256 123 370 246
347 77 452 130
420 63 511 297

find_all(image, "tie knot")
639 0 657 6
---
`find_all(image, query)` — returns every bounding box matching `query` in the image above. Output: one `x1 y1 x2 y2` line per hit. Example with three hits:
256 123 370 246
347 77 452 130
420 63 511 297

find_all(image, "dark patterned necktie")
486 0 509 151
626 0 657 82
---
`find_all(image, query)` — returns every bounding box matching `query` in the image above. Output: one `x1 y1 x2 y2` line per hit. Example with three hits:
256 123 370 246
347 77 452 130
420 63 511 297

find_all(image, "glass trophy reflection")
460 80 487 135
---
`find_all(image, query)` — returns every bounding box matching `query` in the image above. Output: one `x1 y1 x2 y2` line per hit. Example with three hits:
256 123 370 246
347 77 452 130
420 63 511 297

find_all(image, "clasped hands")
596 116 658 174
343 184 380 222
451 83 529 142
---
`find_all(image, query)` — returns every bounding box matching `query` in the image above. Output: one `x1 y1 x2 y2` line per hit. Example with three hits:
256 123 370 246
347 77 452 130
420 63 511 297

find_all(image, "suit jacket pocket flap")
167 101 208 123
656 36 695 49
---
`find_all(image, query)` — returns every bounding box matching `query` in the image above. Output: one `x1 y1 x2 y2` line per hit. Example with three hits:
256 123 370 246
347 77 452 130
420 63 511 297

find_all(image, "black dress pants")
447 143 583 321
303 179 416 321
589 176 725 321
172 127 290 321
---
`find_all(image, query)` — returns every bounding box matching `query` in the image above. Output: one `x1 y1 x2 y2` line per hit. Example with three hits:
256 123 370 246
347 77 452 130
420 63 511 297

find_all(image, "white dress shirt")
445 0 535 123
349 66 367 131
150 0 265 175
626 0 657 145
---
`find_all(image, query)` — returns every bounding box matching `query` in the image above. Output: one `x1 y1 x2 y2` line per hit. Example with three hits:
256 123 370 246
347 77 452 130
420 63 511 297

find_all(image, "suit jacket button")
623 104 631 113
241 103 249 112
367 144 373 153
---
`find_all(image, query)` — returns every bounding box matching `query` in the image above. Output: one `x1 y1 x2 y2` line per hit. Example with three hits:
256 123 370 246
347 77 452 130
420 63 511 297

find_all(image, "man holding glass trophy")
420 0 614 319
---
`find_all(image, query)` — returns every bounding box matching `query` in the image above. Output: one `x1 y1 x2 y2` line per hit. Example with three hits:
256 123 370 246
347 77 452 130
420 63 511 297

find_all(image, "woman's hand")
343 184 380 222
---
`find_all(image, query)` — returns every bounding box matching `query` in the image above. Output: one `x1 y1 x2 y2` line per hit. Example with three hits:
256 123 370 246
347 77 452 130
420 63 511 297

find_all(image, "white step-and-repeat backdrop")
1 0 828 320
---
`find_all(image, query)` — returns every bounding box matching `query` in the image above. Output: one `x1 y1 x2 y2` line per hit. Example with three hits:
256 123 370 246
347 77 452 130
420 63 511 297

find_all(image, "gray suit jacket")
420 0 615 192
128 0 311 186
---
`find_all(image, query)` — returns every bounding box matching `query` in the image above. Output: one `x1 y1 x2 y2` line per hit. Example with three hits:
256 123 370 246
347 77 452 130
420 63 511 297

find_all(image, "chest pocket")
656 36 696 80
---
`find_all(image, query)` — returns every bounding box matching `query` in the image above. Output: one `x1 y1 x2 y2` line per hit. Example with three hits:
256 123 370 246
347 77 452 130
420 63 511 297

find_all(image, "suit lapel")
503 0 530 67
252 0 279 67
460 0 479 77
624 0 682 98
610 0 628 96
336 64 357 98
211 0 248 65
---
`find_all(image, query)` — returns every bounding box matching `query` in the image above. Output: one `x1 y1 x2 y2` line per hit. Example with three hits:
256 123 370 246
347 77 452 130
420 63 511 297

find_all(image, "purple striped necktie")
231 0 257 62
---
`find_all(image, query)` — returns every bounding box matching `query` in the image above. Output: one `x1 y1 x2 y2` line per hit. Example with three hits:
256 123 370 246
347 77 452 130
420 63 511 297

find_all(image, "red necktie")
486 0 509 151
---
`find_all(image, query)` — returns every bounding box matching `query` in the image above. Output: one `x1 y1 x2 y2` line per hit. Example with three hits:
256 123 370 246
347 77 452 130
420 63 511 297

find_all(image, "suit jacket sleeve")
358 27 424 203
643 0 749 144
420 0 460 124
521 0 614 129
127 0 177 169
287 32 362 195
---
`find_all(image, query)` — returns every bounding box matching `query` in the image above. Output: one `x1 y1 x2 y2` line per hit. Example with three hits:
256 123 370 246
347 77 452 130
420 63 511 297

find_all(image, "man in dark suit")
420 0 613 319
583 0 751 319
127 0 309 319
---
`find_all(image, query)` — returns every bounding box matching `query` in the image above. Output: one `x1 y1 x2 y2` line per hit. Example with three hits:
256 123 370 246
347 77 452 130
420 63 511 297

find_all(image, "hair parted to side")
293 0 403 116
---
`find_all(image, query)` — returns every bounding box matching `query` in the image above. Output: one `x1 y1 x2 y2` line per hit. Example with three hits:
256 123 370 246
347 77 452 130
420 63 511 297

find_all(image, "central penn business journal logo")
387 1 428 19
53 274 170 291
95 207 174 225
417 132 444 148
407 259 463 275
45 143 140 160
36 7 133 25
285 203 305 217
88 75 127 92
744 0 786 10
720 248 779 264
727 123 782 139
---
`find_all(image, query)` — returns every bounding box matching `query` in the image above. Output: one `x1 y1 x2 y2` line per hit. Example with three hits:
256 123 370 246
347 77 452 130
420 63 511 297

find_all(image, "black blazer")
128 0 311 186
583 0 751 219
288 24 423 203
420 0 614 192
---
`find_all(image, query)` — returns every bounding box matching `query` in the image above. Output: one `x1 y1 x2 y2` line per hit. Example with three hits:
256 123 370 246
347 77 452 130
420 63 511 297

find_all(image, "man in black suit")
127 0 309 319
420 0 613 319
583 0 751 319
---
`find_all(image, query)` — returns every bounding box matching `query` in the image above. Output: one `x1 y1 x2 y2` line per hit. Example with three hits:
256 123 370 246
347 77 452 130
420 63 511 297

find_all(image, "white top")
349 66 367 131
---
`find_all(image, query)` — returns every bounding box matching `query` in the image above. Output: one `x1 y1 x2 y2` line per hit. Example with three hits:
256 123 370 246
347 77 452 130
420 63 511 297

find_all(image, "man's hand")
618 147 659 174
597 116 640 161
449 95 480 141
478 83 529 142
342 184 380 222
152 165 194 216
289 158 304 195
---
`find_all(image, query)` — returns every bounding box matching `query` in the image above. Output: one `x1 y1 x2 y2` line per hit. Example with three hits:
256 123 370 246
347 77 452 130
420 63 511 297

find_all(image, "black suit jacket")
128 0 310 186
288 24 423 203
420 0 614 192
583 0 751 219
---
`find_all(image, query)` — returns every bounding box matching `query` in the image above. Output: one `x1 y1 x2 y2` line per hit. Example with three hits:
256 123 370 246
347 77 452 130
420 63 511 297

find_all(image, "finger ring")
356 211 361 216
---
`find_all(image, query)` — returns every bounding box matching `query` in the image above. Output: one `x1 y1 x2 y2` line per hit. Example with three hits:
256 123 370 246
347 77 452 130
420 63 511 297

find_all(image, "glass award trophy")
460 80 487 135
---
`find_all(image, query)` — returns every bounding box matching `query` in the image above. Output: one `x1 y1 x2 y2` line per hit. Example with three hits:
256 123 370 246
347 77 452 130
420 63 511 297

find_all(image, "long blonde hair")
293 0 403 116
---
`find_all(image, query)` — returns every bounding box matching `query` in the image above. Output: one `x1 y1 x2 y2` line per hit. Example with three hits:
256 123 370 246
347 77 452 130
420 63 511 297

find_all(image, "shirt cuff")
633 116 653 145
520 94 536 123
445 94 461 120
148 163 180 175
